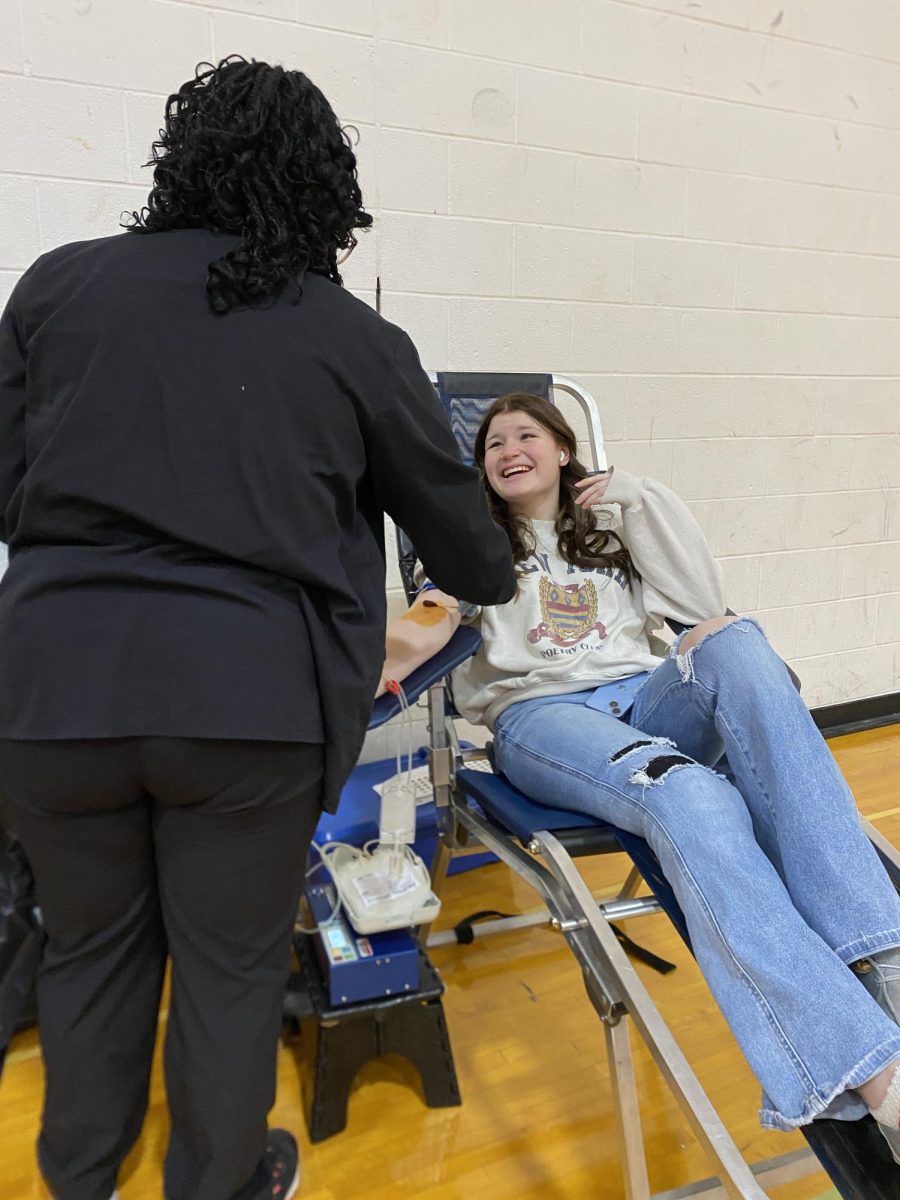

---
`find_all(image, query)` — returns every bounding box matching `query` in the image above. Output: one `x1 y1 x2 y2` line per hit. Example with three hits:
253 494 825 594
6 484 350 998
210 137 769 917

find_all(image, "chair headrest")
435 373 553 466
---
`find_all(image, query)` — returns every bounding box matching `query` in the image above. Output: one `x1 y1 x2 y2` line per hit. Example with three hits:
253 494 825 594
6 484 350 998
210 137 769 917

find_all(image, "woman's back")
0 227 514 801
5 227 392 580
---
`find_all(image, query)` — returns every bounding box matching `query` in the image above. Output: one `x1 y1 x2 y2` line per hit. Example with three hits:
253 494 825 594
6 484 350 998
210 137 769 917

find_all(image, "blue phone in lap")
585 672 651 718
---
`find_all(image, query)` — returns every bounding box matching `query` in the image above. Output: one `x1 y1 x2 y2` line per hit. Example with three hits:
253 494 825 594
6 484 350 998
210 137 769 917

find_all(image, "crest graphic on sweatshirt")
527 576 607 647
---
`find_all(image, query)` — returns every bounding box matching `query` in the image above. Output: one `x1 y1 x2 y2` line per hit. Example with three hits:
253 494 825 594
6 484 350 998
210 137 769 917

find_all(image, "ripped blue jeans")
492 619 900 1130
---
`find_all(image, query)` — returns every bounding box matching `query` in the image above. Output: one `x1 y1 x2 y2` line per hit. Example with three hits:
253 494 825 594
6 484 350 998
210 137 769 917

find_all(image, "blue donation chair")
366 372 900 1200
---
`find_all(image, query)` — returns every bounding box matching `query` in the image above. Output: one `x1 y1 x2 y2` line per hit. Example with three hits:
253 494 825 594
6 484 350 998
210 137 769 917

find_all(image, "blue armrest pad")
368 625 483 730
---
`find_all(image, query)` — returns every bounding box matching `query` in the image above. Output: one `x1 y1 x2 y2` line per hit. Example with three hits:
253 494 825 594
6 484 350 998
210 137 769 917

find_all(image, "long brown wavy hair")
473 393 633 579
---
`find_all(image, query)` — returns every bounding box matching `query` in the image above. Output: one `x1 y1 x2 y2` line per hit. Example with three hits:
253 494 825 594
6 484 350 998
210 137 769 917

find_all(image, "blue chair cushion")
457 766 611 841
456 766 691 945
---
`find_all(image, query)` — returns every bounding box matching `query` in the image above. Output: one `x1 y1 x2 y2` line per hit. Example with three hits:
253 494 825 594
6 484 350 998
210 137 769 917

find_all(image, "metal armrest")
664 608 738 639
368 626 482 731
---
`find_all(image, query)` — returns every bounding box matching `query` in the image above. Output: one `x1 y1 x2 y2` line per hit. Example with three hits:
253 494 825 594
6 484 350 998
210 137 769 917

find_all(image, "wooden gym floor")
1 725 897 1199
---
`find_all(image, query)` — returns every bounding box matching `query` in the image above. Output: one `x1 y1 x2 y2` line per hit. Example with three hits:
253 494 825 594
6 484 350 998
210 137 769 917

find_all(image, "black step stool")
284 933 461 1142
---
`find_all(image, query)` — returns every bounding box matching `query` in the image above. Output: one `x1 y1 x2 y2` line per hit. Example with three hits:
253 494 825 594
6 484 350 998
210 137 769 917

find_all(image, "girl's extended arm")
377 587 462 697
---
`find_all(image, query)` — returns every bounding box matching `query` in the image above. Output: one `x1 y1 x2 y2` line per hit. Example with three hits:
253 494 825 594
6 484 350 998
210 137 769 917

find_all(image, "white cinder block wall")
1 1 898 761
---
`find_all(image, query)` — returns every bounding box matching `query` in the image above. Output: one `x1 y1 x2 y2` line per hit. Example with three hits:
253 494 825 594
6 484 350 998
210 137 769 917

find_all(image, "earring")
336 233 358 267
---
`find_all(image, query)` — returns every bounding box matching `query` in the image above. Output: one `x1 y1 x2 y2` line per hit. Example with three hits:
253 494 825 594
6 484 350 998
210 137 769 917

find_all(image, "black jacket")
0 229 515 810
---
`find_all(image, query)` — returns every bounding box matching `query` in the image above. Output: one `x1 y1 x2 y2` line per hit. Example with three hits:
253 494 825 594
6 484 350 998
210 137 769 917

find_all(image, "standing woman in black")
0 57 515 1200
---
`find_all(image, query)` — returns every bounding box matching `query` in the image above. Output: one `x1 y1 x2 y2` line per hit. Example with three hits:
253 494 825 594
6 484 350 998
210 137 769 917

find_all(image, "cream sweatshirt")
451 469 726 730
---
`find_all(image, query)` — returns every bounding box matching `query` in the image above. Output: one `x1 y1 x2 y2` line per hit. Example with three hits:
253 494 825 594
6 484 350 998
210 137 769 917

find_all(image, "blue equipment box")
307 884 420 1006
315 748 497 875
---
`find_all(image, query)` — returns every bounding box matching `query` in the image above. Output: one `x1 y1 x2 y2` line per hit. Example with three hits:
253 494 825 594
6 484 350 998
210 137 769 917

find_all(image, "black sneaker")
259 1129 300 1199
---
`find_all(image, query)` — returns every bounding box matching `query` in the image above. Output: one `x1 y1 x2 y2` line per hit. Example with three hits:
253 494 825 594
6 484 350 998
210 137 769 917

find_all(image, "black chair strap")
610 922 676 975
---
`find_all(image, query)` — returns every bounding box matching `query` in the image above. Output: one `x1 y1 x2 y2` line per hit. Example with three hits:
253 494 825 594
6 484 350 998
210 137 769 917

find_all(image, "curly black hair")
126 56 373 314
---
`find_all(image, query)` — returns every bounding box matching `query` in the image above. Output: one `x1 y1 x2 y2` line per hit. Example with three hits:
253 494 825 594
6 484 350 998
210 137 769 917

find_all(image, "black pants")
0 737 323 1200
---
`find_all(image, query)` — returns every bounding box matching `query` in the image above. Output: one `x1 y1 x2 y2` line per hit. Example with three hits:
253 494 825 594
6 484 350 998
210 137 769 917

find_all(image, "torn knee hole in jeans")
629 754 694 787
673 617 762 683
608 736 674 764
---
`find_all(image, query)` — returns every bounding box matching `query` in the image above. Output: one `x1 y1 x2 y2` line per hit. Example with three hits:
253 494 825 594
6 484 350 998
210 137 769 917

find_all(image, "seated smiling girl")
423 391 900 1155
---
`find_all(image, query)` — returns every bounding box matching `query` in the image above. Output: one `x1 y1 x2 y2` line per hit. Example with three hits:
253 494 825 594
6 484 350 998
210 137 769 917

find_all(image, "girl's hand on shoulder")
574 466 614 508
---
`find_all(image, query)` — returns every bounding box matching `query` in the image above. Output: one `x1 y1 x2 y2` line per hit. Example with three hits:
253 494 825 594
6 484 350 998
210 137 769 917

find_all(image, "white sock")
871 1063 900 1127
